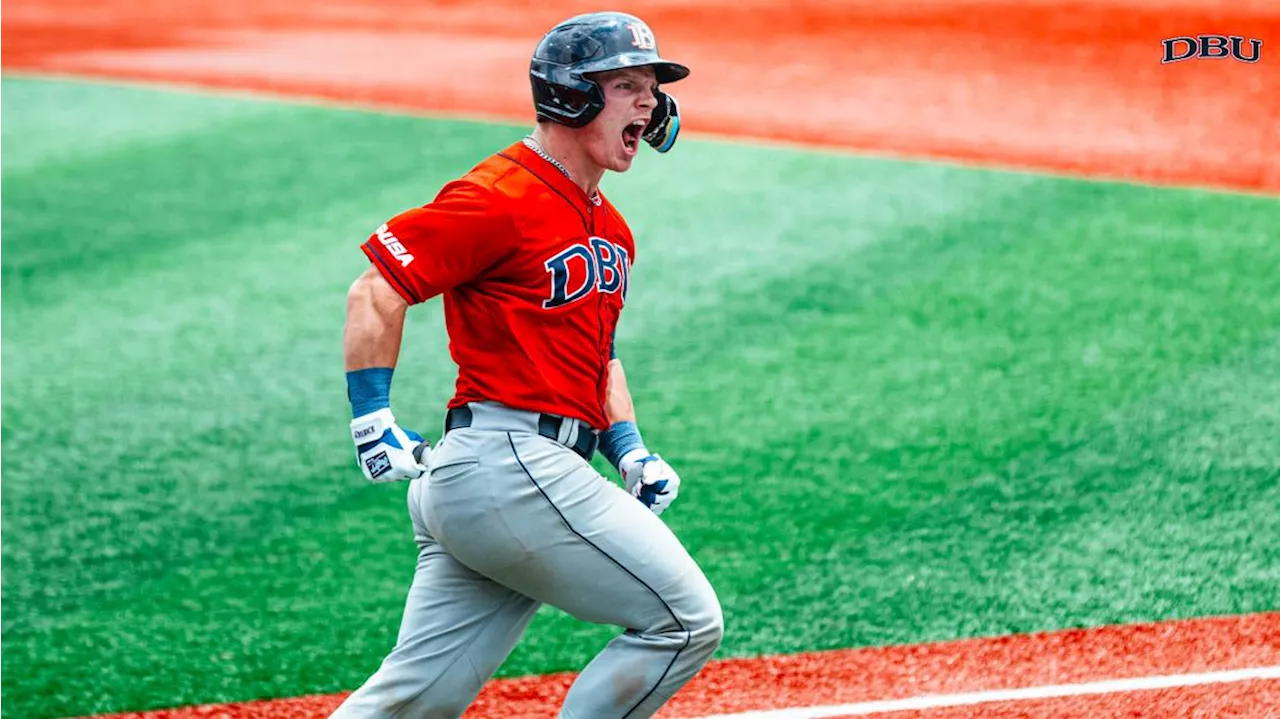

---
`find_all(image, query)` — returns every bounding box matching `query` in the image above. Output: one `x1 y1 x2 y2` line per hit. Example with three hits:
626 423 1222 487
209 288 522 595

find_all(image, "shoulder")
385 173 517 242
441 157 513 203
426 157 524 226
427 143 549 210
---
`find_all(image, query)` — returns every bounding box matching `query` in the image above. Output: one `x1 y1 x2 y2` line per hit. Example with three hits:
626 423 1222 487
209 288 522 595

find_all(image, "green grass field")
2 77 1278 719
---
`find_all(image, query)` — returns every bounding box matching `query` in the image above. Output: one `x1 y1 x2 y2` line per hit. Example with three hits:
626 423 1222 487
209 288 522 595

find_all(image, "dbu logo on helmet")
1162 35 1262 64
627 22 656 51
543 238 630 309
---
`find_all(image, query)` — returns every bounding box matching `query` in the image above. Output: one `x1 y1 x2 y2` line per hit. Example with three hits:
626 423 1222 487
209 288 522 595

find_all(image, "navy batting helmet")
530 12 690 128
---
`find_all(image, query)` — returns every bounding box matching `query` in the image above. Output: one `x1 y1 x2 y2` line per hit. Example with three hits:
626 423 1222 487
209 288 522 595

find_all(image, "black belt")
444 406 599 461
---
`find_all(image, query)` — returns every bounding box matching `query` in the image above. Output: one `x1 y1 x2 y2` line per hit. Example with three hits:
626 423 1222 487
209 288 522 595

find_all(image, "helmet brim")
579 54 690 84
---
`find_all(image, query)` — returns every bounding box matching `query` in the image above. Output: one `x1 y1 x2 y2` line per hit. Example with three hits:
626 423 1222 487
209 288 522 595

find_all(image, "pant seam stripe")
506 432 691 719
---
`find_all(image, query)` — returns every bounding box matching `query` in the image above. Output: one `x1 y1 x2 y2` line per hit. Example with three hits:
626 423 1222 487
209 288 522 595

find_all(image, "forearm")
599 358 647 467
604 358 637 425
600 357 679 514
344 267 412 417
344 266 409 371
343 267 427 482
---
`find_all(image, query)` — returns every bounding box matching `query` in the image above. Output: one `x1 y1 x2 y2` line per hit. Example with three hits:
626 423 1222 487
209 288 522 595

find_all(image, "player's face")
584 67 659 173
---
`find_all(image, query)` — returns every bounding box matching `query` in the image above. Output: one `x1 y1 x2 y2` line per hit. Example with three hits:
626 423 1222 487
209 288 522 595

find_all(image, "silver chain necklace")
523 136 573 180
523 136 602 206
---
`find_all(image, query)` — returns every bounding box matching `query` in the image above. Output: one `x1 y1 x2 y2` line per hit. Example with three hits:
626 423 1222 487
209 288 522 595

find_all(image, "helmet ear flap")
541 80 591 114
531 74 605 128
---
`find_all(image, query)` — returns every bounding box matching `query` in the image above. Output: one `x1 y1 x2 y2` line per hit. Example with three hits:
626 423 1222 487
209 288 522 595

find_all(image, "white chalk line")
692 664 1280 718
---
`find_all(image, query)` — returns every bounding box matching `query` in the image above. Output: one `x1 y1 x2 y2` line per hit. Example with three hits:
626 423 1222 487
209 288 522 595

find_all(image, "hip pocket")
430 458 481 485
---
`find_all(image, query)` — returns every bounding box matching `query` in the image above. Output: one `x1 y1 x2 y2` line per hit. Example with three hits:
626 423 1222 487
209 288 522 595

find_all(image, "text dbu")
543 238 630 309
1162 35 1262 64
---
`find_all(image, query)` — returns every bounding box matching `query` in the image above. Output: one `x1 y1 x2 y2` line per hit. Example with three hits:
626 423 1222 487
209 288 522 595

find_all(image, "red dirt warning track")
3 0 1277 193
86 612 1280 718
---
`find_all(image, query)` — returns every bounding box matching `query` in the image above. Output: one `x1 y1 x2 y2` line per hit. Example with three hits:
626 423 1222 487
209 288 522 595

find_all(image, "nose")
639 86 657 110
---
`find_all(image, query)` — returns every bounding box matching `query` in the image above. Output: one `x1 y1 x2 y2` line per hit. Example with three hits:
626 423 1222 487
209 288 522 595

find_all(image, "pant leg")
330 476 541 719
427 430 724 719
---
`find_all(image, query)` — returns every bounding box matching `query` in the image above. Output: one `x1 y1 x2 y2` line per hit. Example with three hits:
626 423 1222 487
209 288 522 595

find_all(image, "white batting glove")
350 408 429 483
619 448 681 515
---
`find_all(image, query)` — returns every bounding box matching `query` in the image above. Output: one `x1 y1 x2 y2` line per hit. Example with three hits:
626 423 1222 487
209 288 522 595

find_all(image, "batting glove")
643 90 681 153
350 408 428 483
619 449 681 515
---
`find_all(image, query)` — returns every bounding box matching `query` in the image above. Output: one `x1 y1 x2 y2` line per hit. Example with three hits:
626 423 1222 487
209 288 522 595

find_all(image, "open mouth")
621 120 646 155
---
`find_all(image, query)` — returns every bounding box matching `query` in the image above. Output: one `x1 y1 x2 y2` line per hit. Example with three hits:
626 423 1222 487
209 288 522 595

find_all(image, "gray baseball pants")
330 401 724 719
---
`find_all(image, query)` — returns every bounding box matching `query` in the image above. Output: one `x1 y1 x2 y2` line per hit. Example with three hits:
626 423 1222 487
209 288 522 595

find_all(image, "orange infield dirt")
86 613 1280 719
3 0 1277 193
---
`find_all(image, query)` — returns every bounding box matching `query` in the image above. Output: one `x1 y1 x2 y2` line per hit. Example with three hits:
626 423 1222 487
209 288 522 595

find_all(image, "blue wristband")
346 368 394 417
599 420 645 468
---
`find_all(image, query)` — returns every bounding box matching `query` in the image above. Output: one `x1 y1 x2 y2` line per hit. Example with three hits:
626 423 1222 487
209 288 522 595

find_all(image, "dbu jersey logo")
543 238 630 309
1162 35 1262 64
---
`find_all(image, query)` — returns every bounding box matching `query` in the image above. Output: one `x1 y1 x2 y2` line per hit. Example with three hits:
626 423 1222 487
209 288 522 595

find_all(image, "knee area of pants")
700 610 725 648
685 596 724 652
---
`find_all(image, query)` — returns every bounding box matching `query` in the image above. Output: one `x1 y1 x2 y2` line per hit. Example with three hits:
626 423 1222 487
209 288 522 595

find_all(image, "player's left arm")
601 352 681 515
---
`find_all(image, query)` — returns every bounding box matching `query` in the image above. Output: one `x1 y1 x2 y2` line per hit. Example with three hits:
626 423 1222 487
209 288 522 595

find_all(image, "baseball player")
333 12 722 719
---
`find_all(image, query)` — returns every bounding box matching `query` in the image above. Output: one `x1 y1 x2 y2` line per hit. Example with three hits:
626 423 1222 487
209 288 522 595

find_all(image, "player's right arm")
345 266 408 371
344 266 429 484
342 181 518 484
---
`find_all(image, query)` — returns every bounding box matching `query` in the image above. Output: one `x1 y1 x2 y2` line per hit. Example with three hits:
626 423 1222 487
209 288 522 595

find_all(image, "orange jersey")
361 140 635 430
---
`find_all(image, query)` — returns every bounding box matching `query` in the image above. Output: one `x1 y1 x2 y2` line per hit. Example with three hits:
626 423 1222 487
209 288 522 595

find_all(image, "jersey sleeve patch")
360 182 519 304
361 241 421 304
